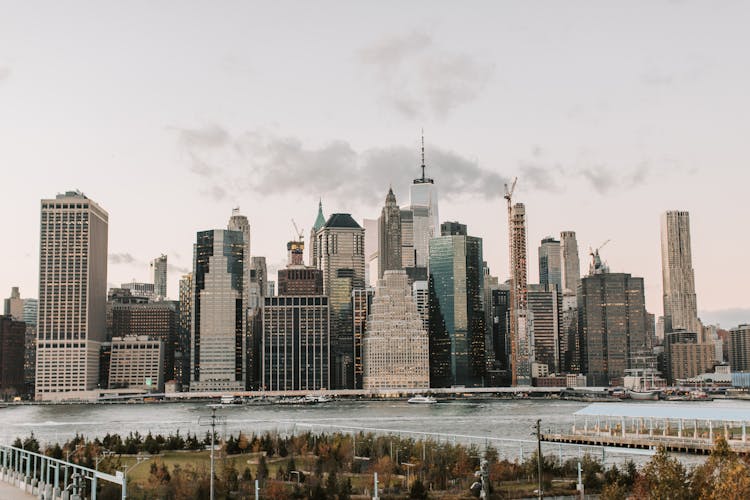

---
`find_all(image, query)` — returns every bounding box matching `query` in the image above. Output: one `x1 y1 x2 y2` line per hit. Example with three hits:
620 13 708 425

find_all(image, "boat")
408 395 437 404
628 390 660 401
304 394 333 404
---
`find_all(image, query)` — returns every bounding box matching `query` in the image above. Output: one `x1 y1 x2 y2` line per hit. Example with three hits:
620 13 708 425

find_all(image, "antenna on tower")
420 128 426 180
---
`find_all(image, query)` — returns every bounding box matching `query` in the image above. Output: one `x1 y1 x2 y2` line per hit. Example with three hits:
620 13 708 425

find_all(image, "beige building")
36 191 108 400
668 342 715 383
363 270 429 390
109 336 164 391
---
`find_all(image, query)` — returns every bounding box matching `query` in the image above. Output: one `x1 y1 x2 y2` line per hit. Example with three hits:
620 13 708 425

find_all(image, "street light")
120 455 148 500
290 470 301 484
199 404 226 500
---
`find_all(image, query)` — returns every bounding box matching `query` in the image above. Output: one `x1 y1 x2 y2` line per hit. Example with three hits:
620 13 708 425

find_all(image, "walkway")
0 480 35 499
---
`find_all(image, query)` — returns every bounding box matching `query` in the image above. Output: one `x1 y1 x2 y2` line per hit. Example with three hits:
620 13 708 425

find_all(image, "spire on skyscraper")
414 130 433 185
313 199 326 231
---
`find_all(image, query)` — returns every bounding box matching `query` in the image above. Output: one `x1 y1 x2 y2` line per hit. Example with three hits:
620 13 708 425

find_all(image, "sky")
1 1 748 328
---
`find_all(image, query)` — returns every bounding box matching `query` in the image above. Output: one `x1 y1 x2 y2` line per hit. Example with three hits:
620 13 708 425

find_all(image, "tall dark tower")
378 188 403 279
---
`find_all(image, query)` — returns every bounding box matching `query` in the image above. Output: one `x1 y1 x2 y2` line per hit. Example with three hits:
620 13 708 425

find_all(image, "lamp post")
199 404 226 500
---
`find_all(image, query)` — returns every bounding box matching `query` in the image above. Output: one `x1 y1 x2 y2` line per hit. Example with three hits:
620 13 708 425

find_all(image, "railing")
0 444 125 500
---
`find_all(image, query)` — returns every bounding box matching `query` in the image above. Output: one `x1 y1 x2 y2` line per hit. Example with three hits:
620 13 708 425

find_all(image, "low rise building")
108 336 164 392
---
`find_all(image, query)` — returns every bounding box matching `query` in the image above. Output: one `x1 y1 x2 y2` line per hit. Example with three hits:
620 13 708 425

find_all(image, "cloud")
176 126 508 206
167 263 190 275
0 67 10 82
109 252 138 265
358 33 493 119
579 164 651 194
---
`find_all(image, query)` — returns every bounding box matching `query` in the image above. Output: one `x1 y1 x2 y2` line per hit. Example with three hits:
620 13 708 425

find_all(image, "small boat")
408 395 437 404
628 390 659 401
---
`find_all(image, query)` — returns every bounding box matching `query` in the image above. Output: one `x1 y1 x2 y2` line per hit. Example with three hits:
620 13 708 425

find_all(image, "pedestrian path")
0 479 35 499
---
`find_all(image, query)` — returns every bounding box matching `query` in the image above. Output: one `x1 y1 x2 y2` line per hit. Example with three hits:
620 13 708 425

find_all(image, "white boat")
408 395 437 404
628 390 659 401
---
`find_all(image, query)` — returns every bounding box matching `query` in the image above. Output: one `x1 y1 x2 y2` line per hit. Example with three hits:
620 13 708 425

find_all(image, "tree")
601 481 628 500
409 479 429 499
338 477 352 500
691 436 750 499
632 446 690 500
257 455 269 485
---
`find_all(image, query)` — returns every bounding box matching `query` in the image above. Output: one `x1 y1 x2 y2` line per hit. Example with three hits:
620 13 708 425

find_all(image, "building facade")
538 237 562 291
362 270 429 390
560 231 580 295
36 191 108 400
108 336 164 392
352 287 375 389
508 203 531 385
177 273 192 387
428 223 485 387
528 284 563 374
730 325 750 372
0 316 25 398
190 229 246 392
660 211 701 335
378 188 402 279
150 254 168 299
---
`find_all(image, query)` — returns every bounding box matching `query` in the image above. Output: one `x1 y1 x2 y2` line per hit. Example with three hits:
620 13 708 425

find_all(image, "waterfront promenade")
0 480 34 499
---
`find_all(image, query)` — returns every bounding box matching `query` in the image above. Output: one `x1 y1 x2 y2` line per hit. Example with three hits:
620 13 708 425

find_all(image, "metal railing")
0 444 125 500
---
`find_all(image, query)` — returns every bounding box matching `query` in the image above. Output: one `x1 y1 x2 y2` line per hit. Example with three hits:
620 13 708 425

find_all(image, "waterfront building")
378 188 402 279
3 288 38 396
428 222 485 387
729 324 750 372
577 253 649 386
508 203 531 386
108 336 164 392
316 213 365 389
150 254 168 299
0 315 25 397
538 237 562 290
660 211 702 336
177 273 192 387
36 191 108 400
189 229 246 392
108 299 178 382
352 287 375 389
528 284 563 374
362 270 429 390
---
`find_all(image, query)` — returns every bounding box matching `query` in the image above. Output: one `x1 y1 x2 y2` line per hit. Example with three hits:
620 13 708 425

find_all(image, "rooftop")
324 213 361 229
576 402 750 422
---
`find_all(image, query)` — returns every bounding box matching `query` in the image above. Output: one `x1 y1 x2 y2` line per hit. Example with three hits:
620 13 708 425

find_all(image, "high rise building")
308 200 326 269
0 315 25 397
36 191 108 400
108 336 164 392
246 256 268 389
577 256 649 386
352 287 375 389
412 280 429 333
400 209 415 268
428 222 485 387
228 208 252 316
4 288 38 396
660 211 701 335
508 202 531 386
150 254 168 299
377 188 402 279
409 134 439 269
482 263 500 374
190 229 246 392
316 213 365 389
177 273 192 387
560 231 580 295
363 218 379 287
538 237 562 290
363 270 429 389
664 331 714 383
488 284 511 384
3 287 23 319
729 324 750 372
277 238 324 296
528 284 562 374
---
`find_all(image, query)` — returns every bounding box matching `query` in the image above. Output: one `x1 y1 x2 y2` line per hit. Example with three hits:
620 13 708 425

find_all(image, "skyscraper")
309 200 326 269
538 237 561 290
150 254 168 299
508 202 531 386
190 229 246 391
352 287 375 389
363 270 429 390
0 315 25 397
409 134 439 269
660 211 701 335
36 191 108 400
400 209 415 268
428 222 485 387
4 287 37 396
729 324 750 372
528 284 562 374
377 188 402 279
577 255 649 386
560 231 580 295
177 273 192 387
316 213 365 389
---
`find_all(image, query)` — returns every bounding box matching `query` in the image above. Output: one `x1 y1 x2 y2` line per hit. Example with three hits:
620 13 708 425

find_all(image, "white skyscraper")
150 254 168 299
660 211 701 335
36 191 108 400
363 270 429 389
409 134 439 268
560 231 580 295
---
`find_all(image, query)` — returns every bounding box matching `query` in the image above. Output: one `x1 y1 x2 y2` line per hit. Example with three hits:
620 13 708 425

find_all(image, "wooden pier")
541 432 750 456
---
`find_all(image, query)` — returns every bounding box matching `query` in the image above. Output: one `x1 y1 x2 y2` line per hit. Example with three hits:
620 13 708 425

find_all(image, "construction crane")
588 239 611 274
291 219 304 243
504 177 518 387
589 239 611 257
504 177 517 208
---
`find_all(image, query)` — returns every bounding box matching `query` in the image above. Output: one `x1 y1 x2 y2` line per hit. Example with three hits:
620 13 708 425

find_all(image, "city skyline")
1 2 749 327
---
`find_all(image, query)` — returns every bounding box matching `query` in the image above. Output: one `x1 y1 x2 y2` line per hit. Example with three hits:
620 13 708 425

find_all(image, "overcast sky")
1 1 748 328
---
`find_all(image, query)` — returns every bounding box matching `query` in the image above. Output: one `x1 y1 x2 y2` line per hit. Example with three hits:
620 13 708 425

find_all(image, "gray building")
578 261 648 386
528 284 563 374
36 191 108 400
730 325 750 372
316 213 365 389
661 211 701 335
409 136 439 269
150 254 168 299
428 222 485 387
560 231 580 295
378 188 402 279
538 237 562 291
190 229 246 392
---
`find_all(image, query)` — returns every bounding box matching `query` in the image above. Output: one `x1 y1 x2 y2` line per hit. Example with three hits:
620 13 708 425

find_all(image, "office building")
177 273 192 386
560 231 580 295
363 217 379 287
428 222 485 387
730 324 750 372
36 191 108 400
108 336 164 392
316 213 365 389
0 316 25 397
578 258 649 386
362 270 429 390
664 331 714 383
482 264 500 373
409 134 439 269
261 244 331 391
150 254 168 299
352 287 375 389
4 288 38 396
508 203 531 385
308 200 326 269
538 237 562 290
488 285 511 384
412 280 429 333
120 281 156 301
378 188 402 279
190 229 246 392
660 211 702 335
528 284 562 374
400 209 415 268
